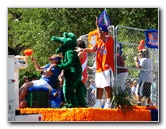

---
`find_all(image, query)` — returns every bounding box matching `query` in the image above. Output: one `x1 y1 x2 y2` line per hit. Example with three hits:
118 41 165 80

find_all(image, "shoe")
19 100 27 108
146 104 150 107
137 102 141 106
104 103 111 108
92 100 102 108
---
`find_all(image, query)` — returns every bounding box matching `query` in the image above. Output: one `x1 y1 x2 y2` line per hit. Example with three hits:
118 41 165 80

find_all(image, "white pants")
32 79 53 91
95 69 113 88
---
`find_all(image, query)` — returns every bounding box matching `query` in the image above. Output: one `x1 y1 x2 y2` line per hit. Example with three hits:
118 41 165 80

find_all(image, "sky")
1 0 164 128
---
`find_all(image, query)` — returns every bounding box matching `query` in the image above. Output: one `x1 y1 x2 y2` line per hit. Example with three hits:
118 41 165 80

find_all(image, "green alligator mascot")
51 32 87 108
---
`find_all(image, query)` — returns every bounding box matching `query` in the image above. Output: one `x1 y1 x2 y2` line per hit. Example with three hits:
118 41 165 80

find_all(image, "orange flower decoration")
23 48 33 56
19 106 158 121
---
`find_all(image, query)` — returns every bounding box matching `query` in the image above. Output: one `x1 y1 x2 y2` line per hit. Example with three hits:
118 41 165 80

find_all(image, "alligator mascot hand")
51 32 87 108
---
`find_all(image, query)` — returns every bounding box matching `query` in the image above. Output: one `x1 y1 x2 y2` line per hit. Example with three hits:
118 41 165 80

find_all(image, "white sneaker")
92 100 102 108
104 103 111 108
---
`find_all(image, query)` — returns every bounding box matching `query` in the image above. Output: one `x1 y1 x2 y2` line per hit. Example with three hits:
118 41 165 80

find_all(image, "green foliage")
112 87 133 118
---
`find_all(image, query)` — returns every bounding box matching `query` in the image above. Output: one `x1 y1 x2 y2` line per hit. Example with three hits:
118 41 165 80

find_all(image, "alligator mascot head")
51 32 77 55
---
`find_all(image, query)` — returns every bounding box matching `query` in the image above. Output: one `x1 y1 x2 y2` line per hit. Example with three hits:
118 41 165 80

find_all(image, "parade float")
8 10 158 122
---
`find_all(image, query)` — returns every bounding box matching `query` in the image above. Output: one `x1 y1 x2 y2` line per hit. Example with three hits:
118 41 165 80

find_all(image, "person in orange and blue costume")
75 17 114 108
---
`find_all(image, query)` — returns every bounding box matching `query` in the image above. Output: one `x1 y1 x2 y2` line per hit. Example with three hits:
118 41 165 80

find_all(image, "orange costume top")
80 52 88 84
93 35 114 73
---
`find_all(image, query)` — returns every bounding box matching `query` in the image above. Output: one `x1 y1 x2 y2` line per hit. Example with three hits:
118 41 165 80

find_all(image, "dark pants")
137 81 151 97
